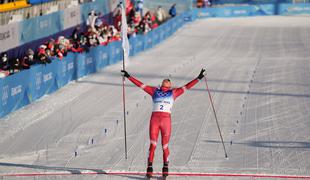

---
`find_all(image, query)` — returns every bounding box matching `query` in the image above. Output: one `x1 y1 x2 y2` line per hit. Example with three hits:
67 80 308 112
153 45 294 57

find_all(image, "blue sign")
195 4 276 18
21 12 63 43
212 0 292 4
28 64 45 102
76 52 95 78
129 37 136 56
278 3 310 15
0 70 30 117
93 46 109 70
135 35 144 54
55 53 76 88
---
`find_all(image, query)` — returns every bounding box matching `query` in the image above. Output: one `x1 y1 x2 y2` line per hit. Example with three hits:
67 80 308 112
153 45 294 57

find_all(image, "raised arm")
121 70 156 96
173 69 206 99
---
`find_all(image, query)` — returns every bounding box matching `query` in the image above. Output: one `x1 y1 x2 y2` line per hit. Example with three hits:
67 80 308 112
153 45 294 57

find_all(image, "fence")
1 1 310 118
192 2 310 18
209 0 310 4
0 13 187 118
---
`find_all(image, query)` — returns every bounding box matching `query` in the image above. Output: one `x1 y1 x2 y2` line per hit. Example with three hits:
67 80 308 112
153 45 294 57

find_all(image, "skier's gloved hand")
197 68 206 80
121 70 130 78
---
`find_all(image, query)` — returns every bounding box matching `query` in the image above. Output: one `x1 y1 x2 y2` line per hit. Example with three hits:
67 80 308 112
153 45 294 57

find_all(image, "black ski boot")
146 162 153 178
162 162 169 177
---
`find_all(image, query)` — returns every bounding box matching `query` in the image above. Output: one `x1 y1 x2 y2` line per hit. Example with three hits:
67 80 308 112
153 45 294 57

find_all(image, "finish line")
1 171 310 179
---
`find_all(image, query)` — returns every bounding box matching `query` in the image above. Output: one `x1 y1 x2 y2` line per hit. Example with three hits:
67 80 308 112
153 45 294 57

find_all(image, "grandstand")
0 0 30 13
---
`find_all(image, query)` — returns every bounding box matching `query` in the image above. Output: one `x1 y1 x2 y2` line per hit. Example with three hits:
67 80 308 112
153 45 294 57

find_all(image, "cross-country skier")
121 69 206 177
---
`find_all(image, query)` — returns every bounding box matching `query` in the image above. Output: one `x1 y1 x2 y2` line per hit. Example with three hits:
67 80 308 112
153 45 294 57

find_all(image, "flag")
121 3 130 68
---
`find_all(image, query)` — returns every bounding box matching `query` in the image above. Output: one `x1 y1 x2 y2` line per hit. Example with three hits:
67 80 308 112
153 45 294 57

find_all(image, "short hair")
163 79 171 82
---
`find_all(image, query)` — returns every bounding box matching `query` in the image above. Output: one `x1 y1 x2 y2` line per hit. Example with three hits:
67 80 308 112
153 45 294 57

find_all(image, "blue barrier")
212 0 292 4
2 2 310 118
55 54 76 88
278 3 310 15
128 37 136 56
93 46 109 70
193 3 310 17
135 35 144 54
27 60 59 101
194 4 276 18
0 70 30 117
0 12 189 118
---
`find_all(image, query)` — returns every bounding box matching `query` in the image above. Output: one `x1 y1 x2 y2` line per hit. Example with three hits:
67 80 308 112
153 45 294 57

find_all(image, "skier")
121 69 206 177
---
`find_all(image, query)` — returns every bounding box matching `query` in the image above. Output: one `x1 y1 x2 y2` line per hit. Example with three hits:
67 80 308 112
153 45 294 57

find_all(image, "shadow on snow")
205 140 310 149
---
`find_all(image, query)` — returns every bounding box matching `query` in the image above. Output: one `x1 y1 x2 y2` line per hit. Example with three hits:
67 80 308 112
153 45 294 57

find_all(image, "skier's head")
161 79 171 89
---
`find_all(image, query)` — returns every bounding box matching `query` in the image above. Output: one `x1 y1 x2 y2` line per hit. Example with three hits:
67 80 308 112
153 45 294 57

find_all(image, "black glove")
121 70 130 78
197 68 206 80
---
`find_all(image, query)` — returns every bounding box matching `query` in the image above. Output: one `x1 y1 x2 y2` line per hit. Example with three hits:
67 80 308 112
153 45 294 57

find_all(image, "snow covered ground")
0 16 310 179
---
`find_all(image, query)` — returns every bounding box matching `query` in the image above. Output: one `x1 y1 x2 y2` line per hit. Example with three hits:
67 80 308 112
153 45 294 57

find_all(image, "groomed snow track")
1 171 310 179
0 16 310 180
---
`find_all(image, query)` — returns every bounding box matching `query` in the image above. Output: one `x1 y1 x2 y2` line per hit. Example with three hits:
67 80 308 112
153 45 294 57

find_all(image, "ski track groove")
1 17 310 179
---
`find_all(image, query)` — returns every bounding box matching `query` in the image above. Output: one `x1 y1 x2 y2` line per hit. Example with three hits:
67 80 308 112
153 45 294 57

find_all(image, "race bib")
152 89 174 113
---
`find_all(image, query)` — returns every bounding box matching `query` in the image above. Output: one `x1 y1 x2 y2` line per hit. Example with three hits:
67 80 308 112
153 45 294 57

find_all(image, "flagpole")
122 51 128 160
121 0 128 160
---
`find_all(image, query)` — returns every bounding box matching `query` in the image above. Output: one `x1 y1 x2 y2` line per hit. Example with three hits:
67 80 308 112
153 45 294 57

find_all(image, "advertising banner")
278 3 310 15
0 12 189 118
21 12 62 43
0 23 20 52
0 70 30 117
196 4 275 18
62 6 81 29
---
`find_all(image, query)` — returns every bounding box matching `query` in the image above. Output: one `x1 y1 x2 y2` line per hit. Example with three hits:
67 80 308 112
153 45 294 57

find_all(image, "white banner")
121 4 130 67
63 6 81 29
0 23 20 52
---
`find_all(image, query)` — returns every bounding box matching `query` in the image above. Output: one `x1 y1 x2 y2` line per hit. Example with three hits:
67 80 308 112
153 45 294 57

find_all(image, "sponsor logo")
198 12 210 17
0 31 10 41
116 48 120 55
234 10 247 15
67 62 74 70
11 85 22 97
39 19 51 29
288 6 310 12
43 72 53 82
62 63 67 76
101 52 108 60
86 57 93 64
2 85 9 105
36 72 42 90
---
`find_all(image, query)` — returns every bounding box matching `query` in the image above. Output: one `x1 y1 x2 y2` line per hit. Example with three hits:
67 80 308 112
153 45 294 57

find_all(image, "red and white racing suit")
128 76 199 163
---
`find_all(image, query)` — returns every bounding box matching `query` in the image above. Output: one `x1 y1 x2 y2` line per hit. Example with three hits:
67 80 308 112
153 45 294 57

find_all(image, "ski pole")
204 76 228 158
